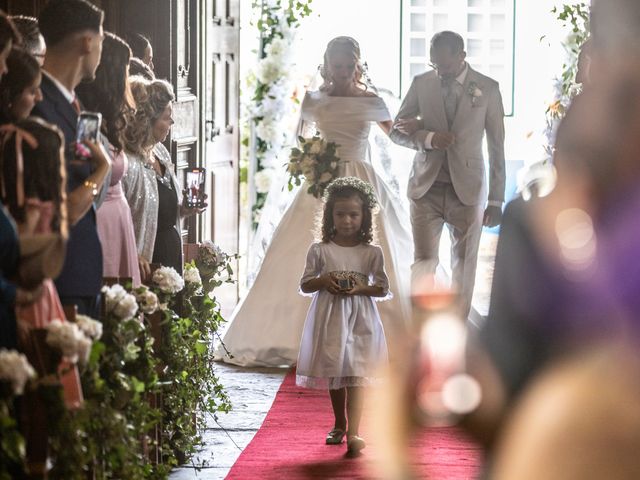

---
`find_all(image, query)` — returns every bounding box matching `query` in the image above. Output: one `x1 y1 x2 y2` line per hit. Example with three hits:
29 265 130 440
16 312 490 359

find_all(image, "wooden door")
202 0 240 302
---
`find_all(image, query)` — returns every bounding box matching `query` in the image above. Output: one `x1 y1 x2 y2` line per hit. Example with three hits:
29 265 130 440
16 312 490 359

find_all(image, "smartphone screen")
75 112 102 159
186 168 206 208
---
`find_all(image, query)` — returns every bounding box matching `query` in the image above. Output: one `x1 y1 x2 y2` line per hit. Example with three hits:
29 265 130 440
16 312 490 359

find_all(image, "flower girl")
297 177 389 453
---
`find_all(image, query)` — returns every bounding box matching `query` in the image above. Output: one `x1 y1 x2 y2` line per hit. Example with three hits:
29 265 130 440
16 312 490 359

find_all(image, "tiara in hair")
324 176 378 209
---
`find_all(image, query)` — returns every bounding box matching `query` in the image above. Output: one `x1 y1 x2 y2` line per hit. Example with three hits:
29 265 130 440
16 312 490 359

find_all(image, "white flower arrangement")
152 266 185 294
287 135 342 198
75 314 103 340
0 349 36 395
102 284 139 320
134 285 159 314
247 1 312 224
45 319 92 365
183 264 202 285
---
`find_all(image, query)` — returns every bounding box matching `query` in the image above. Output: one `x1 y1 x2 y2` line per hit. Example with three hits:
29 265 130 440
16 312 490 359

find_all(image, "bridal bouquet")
287 135 341 198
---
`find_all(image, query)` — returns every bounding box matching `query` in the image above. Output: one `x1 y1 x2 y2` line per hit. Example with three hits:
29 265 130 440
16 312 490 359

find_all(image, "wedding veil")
246 64 412 287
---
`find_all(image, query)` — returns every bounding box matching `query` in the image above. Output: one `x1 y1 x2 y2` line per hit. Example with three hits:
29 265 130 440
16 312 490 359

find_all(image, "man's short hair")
127 33 151 59
38 0 103 48
430 31 465 55
9 16 41 54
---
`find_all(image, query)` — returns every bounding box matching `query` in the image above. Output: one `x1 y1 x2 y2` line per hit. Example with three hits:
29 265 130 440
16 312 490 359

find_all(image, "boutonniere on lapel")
468 82 483 107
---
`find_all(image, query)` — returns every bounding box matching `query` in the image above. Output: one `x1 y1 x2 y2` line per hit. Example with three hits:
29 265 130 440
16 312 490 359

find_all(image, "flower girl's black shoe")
325 428 346 444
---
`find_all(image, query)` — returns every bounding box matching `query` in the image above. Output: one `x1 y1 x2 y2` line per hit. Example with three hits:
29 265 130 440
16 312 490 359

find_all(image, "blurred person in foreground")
464 0 640 456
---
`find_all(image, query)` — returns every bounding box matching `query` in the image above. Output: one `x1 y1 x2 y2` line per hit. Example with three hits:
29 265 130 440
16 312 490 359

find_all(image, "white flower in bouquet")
153 266 185 294
0 349 36 395
45 319 92 365
254 168 275 194
102 284 139 320
135 286 160 314
300 154 315 173
184 264 202 285
75 315 103 340
309 140 324 155
319 172 332 183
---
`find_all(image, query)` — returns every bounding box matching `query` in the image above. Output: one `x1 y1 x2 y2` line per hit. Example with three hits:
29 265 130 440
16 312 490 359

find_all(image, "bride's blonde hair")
319 36 371 93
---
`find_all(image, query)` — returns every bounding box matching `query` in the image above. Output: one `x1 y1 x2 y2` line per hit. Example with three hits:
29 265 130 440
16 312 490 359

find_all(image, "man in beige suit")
390 31 505 318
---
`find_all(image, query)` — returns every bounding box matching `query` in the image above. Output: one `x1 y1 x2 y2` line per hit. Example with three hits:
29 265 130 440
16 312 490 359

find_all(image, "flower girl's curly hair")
320 177 378 244
319 36 372 93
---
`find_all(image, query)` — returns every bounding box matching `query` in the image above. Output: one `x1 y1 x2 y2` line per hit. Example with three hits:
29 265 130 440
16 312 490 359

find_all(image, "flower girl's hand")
344 283 365 296
322 274 342 294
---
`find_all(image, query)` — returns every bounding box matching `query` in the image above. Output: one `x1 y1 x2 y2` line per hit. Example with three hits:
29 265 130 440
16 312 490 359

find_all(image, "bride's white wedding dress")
215 91 413 367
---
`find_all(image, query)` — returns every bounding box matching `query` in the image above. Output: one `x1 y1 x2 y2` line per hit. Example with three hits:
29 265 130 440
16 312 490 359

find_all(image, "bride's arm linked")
389 77 428 151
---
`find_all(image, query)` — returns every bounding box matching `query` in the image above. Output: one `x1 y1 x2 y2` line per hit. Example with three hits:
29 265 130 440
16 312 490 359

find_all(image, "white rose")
184 265 202 285
0 349 36 395
136 288 159 314
254 168 275 194
255 119 281 145
153 266 185 294
45 320 92 365
256 58 281 85
76 315 103 340
114 293 139 320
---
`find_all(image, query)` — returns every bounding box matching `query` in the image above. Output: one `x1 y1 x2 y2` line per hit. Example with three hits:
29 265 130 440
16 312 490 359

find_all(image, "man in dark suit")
33 0 110 317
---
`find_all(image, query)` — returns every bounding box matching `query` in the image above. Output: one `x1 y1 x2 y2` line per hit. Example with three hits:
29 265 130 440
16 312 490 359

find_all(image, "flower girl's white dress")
296 242 389 389
214 92 413 367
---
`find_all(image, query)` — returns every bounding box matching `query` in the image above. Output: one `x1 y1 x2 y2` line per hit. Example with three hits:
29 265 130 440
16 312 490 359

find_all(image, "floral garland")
245 0 314 226
2 243 237 478
543 2 590 159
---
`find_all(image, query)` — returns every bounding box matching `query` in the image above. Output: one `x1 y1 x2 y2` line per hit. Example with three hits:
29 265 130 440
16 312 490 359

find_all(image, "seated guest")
0 47 42 123
9 16 46 66
127 33 153 71
122 78 205 275
76 32 141 285
129 56 154 81
32 0 110 318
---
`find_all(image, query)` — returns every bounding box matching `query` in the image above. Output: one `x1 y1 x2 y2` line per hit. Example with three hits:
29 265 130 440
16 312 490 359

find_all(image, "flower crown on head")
324 176 378 209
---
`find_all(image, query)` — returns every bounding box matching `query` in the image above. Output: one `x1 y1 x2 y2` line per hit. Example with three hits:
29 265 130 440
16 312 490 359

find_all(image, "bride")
215 36 413 367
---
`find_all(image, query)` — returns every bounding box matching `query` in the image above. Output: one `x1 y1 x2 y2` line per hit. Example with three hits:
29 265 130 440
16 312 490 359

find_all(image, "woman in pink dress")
1 117 82 408
77 32 141 285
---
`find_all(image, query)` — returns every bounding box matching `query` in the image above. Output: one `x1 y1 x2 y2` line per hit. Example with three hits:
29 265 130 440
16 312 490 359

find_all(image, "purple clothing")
96 149 141 286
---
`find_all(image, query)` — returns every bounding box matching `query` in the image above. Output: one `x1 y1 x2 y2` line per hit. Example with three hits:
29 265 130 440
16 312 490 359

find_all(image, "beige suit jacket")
390 67 505 206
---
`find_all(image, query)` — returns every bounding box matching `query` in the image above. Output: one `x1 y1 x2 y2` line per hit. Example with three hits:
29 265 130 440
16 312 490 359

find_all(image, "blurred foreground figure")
491 341 640 480
466 0 640 449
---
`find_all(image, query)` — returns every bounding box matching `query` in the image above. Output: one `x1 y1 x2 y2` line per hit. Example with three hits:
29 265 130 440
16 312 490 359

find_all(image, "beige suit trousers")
410 181 484 318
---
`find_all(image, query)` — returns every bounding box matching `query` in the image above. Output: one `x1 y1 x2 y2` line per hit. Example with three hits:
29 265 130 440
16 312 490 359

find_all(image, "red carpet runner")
226 369 482 479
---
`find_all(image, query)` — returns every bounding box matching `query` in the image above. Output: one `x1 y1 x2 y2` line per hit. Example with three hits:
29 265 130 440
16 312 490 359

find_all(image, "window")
402 0 515 115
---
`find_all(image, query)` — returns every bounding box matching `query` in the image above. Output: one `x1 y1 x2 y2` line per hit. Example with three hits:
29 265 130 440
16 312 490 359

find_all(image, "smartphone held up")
185 167 206 209
75 111 102 159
